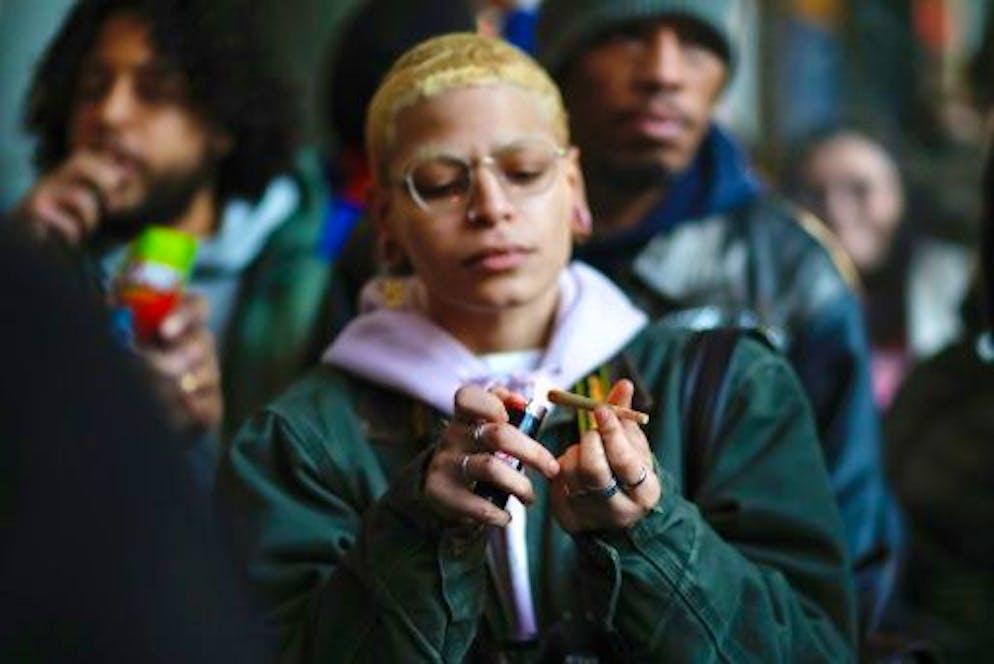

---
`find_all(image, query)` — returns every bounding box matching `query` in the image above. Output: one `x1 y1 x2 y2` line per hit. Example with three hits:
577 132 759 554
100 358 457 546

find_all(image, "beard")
97 158 216 242
586 141 682 194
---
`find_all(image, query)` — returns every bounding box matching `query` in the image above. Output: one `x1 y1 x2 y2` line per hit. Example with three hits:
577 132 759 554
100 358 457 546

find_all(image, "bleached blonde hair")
365 32 569 181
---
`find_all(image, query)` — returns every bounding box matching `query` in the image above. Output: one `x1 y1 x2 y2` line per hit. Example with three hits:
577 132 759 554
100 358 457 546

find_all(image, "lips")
88 138 145 178
463 245 534 272
619 105 692 143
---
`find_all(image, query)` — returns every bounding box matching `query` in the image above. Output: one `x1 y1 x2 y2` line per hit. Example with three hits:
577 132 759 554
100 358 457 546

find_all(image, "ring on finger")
569 477 619 500
180 371 199 394
471 422 487 446
618 465 649 492
460 453 474 486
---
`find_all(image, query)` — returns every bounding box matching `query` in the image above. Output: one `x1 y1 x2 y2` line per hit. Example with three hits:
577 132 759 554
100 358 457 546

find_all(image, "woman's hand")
550 380 661 533
424 385 560 528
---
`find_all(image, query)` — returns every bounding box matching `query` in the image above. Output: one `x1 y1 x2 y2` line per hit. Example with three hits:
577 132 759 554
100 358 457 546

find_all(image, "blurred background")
3 0 991 247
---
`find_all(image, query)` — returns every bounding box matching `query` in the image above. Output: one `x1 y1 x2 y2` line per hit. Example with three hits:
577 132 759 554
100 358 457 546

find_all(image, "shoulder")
623 322 792 392
256 149 331 259
744 195 860 290
230 368 366 468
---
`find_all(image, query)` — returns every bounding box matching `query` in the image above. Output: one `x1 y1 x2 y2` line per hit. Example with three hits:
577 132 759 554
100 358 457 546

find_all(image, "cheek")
145 113 214 167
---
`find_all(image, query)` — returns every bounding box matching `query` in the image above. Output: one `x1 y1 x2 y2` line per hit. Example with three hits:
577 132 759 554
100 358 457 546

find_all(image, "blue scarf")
575 125 762 275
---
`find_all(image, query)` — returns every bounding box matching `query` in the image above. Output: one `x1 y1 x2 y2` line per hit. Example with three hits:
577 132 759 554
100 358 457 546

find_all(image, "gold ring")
180 371 199 394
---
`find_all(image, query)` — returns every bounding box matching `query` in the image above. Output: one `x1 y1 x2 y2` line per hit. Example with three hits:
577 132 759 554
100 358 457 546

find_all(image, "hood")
323 261 648 415
195 175 299 274
575 124 763 273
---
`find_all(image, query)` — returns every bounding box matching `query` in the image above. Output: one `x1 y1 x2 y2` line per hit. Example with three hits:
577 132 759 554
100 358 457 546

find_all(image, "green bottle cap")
130 226 198 277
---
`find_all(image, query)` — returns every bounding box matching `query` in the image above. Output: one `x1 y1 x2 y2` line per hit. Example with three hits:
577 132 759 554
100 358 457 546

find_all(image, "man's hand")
139 292 223 434
13 151 126 245
424 385 560 528
550 380 661 533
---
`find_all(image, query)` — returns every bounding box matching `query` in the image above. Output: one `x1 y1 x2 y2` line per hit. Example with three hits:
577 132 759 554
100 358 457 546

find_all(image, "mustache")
83 136 148 175
615 98 694 128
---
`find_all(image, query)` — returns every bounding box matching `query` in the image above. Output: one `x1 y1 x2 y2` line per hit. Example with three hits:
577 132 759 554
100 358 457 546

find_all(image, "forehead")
87 12 158 66
386 84 561 161
809 136 895 179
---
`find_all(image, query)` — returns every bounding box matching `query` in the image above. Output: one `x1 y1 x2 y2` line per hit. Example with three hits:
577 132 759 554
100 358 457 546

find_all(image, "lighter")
474 394 549 509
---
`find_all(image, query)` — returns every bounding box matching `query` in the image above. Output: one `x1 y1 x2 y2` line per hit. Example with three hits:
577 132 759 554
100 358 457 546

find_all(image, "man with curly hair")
11 0 333 448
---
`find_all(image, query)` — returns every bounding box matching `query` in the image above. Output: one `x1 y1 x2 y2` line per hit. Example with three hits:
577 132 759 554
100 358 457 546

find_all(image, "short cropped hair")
365 33 569 181
24 0 297 203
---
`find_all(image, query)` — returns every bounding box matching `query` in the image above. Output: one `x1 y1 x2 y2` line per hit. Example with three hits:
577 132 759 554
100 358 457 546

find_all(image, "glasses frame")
399 137 569 215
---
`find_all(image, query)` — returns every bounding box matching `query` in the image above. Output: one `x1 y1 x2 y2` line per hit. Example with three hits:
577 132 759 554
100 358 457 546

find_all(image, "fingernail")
547 458 560 477
160 315 182 339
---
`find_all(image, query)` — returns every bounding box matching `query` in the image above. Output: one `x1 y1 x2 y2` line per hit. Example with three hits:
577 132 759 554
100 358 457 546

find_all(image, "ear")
564 147 592 240
368 187 408 271
210 128 235 159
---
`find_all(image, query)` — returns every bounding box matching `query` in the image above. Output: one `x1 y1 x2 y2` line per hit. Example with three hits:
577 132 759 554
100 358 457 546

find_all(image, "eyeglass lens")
407 140 562 213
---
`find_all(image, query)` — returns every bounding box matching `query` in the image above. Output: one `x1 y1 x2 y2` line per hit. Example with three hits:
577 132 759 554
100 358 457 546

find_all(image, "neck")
172 187 219 238
427 286 560 356
585 173 666 236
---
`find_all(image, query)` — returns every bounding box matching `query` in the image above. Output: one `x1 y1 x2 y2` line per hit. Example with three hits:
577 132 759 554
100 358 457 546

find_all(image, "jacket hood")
323 261 647 415
195 175 299 274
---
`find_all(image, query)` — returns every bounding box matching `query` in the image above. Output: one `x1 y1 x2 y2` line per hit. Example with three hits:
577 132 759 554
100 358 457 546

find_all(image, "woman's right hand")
424 385 560 528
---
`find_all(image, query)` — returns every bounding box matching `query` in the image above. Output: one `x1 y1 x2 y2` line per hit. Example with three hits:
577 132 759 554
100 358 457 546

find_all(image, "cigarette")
547 389 650 426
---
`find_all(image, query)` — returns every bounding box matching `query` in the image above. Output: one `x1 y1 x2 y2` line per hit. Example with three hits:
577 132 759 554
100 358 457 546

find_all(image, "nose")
635 26 685 90
95 77 138 128
465 161 515 226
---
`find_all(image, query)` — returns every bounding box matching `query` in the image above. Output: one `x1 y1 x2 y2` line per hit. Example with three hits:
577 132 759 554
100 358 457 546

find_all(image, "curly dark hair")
24 0 298 203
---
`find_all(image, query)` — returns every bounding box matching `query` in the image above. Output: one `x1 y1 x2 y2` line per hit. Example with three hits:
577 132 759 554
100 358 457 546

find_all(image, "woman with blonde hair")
219 33 854 661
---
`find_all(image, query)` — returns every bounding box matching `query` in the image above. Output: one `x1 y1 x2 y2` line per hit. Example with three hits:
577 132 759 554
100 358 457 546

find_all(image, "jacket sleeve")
217 408 487 663
789 288 901 624
574 340 858 662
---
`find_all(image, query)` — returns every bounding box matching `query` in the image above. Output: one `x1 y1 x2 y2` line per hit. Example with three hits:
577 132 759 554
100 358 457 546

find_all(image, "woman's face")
374 83 587 318
800 134 905 274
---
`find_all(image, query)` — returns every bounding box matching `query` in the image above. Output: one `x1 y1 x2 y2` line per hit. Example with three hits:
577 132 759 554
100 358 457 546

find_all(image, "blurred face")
68 13 227 233
561 17 728 188
800 134 904 274
374 84 587 318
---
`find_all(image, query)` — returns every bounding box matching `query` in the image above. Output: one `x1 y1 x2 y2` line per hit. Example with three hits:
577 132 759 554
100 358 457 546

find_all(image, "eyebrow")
404 135 559 166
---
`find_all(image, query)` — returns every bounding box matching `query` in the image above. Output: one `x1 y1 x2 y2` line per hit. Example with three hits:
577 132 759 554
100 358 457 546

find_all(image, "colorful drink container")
114 226 197 344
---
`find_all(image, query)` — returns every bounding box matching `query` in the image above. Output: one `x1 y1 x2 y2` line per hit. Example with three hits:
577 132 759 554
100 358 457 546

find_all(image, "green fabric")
218 325 856 662
536 0 740 76
219 150 334 438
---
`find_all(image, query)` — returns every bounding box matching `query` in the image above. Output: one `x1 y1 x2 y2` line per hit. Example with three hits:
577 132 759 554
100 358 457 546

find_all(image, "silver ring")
471 422 487 446
460 454 473 485
618 465 649 491
569 477 619 500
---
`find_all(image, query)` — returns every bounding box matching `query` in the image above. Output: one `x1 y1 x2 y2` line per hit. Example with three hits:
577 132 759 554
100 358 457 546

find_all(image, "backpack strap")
680 327 746 498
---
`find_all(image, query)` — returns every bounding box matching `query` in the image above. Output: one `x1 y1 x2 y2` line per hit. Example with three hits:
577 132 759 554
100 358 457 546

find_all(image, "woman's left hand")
549 379 661 533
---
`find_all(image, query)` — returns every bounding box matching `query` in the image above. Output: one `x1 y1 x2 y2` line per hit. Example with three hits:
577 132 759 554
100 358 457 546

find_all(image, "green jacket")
219 326 856 662
218 151 334 437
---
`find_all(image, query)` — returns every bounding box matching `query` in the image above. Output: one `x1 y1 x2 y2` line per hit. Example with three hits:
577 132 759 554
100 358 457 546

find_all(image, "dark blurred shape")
0 227 268 663
884 138 994 662
322 0 476 152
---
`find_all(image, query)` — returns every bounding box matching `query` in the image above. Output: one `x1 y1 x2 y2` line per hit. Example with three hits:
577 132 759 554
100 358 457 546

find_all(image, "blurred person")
320 0 476 316
535 0 899 629
9 0 333 442
884 140 994 662
793 127 972 410
0 223 269 662
218 33 855 662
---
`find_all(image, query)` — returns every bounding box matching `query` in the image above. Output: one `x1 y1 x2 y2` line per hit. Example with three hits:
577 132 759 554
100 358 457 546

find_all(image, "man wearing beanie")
537 0 900 633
